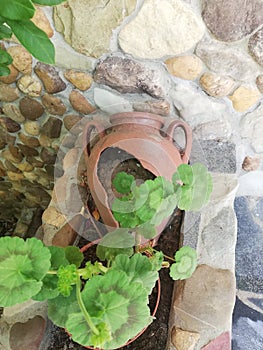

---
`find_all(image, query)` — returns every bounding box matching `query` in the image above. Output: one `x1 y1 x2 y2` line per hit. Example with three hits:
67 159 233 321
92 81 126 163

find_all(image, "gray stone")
232 317 263 350
119 0 205 59
94 55 169 98
234 197 263 293
202 0 263 42
237 171 263 197
248 27 263 67
93 88 133 114
240 105 263 153
196 38 261 82
54 0 136 58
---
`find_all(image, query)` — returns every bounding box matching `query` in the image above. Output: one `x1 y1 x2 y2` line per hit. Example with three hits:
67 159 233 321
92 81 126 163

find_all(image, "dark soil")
47 148 183 350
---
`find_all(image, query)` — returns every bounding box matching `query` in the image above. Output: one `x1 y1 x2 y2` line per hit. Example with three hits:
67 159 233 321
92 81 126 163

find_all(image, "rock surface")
119 0 205 59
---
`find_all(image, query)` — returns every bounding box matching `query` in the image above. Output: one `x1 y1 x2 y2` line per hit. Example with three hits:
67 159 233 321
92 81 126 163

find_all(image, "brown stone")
34 62 66 94
7 171 24 181
19 97 45 120
165 55 203 80
199 72 235 97
17 75 42 97
0 128 16 147
16 161 34 172
52 221 78 247
242 156 261 171
256 75 263 93
3 103 25 123
39 134 53 147
40 147 57 164
25 186 51 206
41 94 67 115
41 116 62 138
17 143 39 157
24 121 40 136
26 156 44 168
63 114 83 131
133 99 170 116
32 6 54 38
0 117 21 132
0 64 19 84
171 328 200 350
69 90 96 114
228 86 261 112
0 82 20 102
18 133 40 148
3 145 23 163
64 69 93 90
4 160 20 172
62 134 77 148
7 45 32 74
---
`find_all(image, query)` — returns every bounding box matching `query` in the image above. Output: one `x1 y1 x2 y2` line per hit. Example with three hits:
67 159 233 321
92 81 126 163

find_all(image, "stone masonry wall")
0 1 263 349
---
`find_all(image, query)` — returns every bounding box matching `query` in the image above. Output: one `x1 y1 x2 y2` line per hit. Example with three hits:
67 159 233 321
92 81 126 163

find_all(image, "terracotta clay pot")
83 112 192 237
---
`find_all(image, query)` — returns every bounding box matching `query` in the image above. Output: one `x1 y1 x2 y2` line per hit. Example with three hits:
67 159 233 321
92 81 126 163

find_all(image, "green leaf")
169 246 197 280
0 0 35 20
6 19 55 64
0 49 12 65
32 274 59 301
0 24 12 39
96 229 134 261
137 223 156 239
32 0 66 5
0 64 11 76
112 172 135 194
0 236 51 306
64 246 84 268
111 254 159 294
48 246 69 269
80 261 104 280
150 193 177 226
149 251 164 271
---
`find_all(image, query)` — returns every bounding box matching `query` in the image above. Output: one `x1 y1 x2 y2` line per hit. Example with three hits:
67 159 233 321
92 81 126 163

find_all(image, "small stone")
40 147 57 164
69 90 96 114
52 222 77 247
7 45 32 74
34 62 66 94
256 75 263 93
64 70 93 91
7 171 24 181
63 148 81 170
39 134 53 147
171 328 200 350
228 86 261 112
2 104 25 123
0 82 20 101
17 75 42 97
0 64 19 84
16 161 34 172
165 55 203 80
24 121 40 136
27 156 44 168
4 160 19 172
41 94 67 115
17 144 39 157
19 97 45 120
41 117 62 138
32 6 53 38
63 114 83 131
133 99 170 116
248 28 263 67
202 0 263 42
0 117 21 132
119 0 205 59
42 206 66 227
94 55 167 98
2 146 23 163
199 72 235 97
18 133 40 148
242 156 261 171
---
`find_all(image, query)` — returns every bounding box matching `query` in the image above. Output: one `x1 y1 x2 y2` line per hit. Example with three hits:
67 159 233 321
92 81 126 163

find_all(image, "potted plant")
0 163 212 349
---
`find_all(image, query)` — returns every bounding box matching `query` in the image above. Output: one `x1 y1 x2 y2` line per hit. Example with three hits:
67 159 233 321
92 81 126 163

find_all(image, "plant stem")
46 270 57 275
152 248 176 262
76 273 99 335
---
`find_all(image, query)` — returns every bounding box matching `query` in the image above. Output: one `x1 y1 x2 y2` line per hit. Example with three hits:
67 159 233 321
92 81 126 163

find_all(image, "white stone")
240 105 263 153
237 171 263 197
94 88 133 114
119 0 205 59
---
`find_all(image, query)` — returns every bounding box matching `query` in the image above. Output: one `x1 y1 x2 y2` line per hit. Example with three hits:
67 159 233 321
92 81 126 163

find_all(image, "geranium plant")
0 163 212 349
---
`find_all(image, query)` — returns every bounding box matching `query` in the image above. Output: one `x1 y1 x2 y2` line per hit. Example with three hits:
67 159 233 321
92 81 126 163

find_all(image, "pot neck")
109 112 164 129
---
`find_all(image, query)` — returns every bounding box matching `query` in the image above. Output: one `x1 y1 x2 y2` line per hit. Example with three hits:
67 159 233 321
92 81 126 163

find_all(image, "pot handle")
83 121 106 157
166 120 192 163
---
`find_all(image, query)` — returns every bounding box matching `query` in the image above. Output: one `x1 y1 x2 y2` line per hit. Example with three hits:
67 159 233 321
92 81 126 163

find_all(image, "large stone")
94 55 168 98
34 62 66 94
41 94 67 116
199 72 235 98
7 45 32 74
69 90 96 114
228 86 261 113
165 55 203 80
64 70 93 91
32 6 53 38
119 0 205 59
196 38 261 82
248 27 263 67
93 87 133 114
2 104 25 123
19 97 45 120
54 0 136 58
41 116 62 138
171 265 236 348
240 105 263 153
17 75 42 97
202 0 263 42
0 82 20 102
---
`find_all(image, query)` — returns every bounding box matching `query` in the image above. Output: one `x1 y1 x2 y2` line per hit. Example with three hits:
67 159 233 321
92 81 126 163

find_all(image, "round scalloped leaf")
0 236 51 306
112 172 135 194
170 246 197 281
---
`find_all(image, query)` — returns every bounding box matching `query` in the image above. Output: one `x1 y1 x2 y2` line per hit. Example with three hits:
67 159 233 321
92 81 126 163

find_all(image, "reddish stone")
201 332 231 350
34 62 66 94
